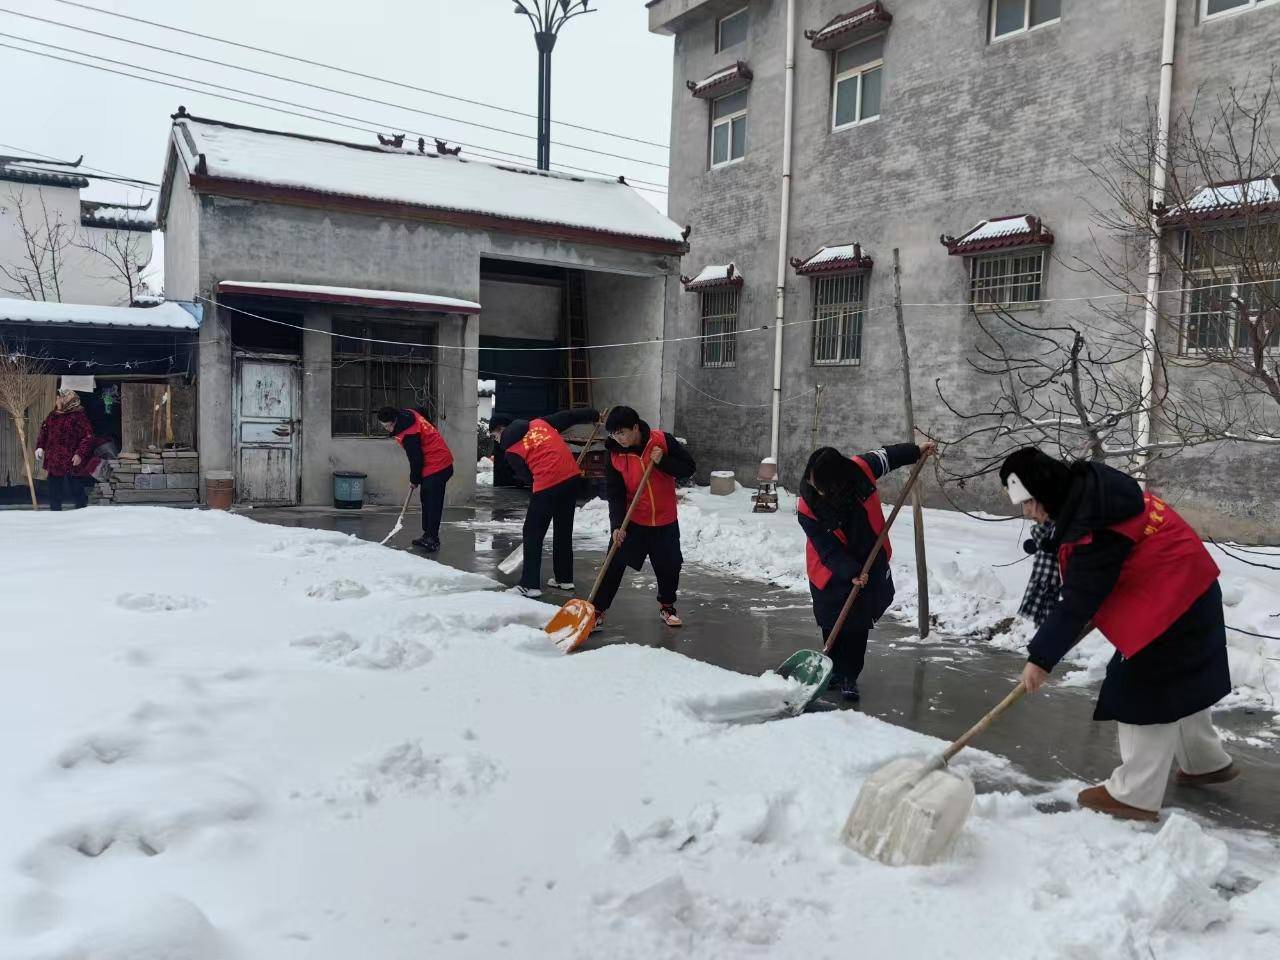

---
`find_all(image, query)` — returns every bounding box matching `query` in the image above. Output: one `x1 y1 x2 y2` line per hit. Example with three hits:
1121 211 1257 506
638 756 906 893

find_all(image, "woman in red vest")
593 405 696 630
797 441 933 701
488 407 599 597
1001 447 1236 821
378 406 453 552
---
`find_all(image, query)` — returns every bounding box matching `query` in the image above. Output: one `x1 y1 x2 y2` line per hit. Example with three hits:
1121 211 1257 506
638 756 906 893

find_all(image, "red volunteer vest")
610 429 677 527
510 418 581 493
1058 493 1219 658
394 410 453 476
797 456 889 590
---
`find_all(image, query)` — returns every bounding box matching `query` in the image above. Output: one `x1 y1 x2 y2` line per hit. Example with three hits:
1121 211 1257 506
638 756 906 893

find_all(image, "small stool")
752 458 779 513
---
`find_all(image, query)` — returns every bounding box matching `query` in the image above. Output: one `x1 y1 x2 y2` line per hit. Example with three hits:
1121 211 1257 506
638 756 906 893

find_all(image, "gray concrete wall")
585 272 667 425
160 168 201 302
478 278 560 341
658 0 1280 538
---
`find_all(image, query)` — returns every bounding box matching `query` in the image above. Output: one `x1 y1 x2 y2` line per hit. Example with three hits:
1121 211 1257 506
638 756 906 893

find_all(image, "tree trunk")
13 418 37 509
893 249 930 638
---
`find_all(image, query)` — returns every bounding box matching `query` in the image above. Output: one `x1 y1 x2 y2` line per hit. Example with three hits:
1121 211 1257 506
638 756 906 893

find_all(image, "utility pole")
893 248 930 638
513 1 596 171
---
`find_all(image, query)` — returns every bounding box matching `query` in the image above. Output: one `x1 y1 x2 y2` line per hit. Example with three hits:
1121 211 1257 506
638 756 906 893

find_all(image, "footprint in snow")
117 592 207 613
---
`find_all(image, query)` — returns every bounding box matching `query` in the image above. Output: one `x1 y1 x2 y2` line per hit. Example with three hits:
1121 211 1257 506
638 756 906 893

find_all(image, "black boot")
839 678 861 702
411 536 430 550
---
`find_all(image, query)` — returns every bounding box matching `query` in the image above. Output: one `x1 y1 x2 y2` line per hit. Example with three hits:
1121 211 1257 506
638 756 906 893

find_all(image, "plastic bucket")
333 471 367 509
205 470 234 510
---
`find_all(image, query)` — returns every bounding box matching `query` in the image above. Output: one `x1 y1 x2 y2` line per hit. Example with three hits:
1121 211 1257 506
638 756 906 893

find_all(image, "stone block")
165 473 199 489
134 474 168 490
118 452 140 461
112 464 141 474
141 464 165 474
113 488 197 503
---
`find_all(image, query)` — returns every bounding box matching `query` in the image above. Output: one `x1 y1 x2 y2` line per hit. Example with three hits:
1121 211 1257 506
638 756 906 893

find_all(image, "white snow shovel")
497 420 603 576
841 681 1027 866
379 485 415 546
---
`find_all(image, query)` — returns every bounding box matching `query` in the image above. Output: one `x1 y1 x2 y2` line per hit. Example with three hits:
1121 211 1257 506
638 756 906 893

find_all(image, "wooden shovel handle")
941 682 1026 764
824 451 932 652
572 416 604 470
586 456 658 603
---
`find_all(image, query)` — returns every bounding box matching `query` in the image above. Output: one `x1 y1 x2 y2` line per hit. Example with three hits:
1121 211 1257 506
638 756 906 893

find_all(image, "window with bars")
700 288 739 367
811 273 865 365
331 318 438 436
969 250 1045 307
1180 226 1280 354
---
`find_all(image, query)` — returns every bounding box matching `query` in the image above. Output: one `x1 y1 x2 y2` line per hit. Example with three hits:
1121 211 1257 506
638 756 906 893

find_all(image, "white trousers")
1105 709 1232 812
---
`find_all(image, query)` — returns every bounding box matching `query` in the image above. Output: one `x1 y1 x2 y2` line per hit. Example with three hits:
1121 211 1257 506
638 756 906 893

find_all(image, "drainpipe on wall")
1136 0 1178 484
769 0 797 466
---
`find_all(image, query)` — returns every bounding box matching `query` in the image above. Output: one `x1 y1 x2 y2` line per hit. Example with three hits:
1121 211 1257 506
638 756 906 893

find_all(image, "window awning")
941 215 1054 256
790 243 873 275
805 2 893 50
1159 176 1280 226
0 297 200 329
686 61 753 99
216 281 482 314
681 263 743 291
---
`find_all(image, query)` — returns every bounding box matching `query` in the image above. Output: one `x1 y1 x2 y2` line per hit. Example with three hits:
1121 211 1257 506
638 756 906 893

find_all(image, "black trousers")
46 472 87 511
520 477 579 588
419 464 453 539
594 522 682 612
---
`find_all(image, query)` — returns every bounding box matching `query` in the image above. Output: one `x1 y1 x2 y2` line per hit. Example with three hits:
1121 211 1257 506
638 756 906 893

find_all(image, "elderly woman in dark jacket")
35 389 95 510
1001 447 1236 822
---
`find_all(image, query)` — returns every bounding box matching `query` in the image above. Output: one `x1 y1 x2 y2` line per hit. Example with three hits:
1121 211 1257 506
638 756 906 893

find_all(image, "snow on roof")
941 215 1053 255
0 297 200 329
686 61 753 99
1162 176 1280 223
0 158 90 189
791 243 873 274
681 263 743 290
805 3 893 49
217 281 481 314
170 114 685 248
80 200 157 231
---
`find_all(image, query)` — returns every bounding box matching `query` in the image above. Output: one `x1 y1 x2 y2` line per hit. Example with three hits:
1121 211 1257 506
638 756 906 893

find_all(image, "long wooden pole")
14 419 37 509
893 248 930 638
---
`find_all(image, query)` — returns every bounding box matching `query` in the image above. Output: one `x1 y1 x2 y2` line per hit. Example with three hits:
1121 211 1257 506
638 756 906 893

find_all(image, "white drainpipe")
1136 0 1178 480
769 0 797 465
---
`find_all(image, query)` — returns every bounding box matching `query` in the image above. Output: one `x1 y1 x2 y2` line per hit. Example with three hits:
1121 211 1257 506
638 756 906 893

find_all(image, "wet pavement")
248 487 1280 836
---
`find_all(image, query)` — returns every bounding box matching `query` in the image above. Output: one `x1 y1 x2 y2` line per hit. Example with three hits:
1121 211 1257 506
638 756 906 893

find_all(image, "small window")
332 318 438 436
710 90 748 168
811 273 865 365
969 250 1045 307
991 0 1061 41
1204 0 1276 17
717 7 749 51
700 287 739 367
833 36 884 130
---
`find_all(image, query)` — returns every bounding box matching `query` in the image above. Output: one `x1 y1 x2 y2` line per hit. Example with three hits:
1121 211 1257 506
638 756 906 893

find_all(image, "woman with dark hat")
1000 447 1236 821
797 439 935 700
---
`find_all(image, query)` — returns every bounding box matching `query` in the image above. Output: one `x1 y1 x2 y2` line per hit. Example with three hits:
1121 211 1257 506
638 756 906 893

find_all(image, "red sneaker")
659 605 683 628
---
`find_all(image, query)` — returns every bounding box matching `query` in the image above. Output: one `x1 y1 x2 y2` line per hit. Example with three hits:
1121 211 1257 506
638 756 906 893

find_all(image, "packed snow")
956 215 1040 244
3 507 1278 958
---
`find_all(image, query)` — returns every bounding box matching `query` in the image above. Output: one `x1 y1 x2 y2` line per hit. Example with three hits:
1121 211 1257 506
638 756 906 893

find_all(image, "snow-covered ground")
576 485 1280 713
3 507 1279 958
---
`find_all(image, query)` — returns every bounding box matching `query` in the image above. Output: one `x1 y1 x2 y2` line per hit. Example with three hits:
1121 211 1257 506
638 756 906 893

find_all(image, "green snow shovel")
775 650 833 717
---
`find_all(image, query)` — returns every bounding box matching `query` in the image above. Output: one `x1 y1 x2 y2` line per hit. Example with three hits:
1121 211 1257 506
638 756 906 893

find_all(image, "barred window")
700 288 739 367
1182 276 1280 353
969 250 1045 307
811 273 865 365
332 318 438 436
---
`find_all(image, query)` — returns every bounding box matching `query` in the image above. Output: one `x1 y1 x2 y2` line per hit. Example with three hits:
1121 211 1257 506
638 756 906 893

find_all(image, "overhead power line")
0 37 669 195
0 7 669 171
48 0 670 151
0 140 160 190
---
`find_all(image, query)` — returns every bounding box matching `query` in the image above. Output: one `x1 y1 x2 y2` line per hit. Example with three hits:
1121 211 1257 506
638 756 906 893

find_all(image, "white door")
235 357 299 504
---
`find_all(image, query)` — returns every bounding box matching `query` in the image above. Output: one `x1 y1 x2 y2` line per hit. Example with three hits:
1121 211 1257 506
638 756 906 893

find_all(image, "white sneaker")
507 585 542 598
547 579 576 591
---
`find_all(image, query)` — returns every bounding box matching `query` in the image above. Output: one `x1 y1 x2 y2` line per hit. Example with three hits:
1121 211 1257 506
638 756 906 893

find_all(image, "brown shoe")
1175 762 1240 787
1077 785 1159 822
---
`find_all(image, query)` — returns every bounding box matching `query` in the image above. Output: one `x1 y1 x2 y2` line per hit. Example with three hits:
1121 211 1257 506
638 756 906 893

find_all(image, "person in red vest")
378 406 453 552
797 440 934 701
592 406 696 630
488 407 599 597
1001 447 1236 821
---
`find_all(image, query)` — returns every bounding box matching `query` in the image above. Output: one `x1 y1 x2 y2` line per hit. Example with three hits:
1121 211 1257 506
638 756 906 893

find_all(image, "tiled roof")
941 215 1054 255
791 243 873 275
805 3 893 50
0 158 90 189
1160 176 1280 225
80 199 157 232
686 61 753 99
681 263 743 291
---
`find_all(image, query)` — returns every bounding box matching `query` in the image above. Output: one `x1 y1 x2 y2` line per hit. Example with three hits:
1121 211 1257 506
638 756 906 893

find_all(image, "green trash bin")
332 471 367 509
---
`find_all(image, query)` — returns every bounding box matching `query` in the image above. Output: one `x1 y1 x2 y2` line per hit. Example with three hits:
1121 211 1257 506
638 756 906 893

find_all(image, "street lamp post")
513 1 594 171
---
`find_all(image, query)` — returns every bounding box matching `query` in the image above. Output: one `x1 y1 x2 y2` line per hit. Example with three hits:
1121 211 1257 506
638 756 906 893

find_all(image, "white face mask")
1005 473 1032 505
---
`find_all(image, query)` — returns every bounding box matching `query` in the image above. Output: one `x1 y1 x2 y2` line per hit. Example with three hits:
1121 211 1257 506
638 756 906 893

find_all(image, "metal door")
234 357 299 504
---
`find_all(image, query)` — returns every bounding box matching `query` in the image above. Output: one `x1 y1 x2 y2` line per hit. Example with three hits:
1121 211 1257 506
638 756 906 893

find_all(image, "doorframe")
232 351 302 505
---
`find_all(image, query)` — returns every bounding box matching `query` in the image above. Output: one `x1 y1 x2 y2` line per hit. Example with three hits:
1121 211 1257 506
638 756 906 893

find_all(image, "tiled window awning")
1159 176 1280 226
805 2 892 51
941 215 1054 256
790 243 873 275
681 263 743 291
686 61 753 99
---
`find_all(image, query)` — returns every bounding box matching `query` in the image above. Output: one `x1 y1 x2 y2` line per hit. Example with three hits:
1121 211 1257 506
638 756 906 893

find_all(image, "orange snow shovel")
544 452 659 652
822 451 932 654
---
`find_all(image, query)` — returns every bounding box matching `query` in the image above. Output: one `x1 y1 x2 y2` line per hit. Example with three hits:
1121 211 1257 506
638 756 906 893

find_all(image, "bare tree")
0 188 72 302
0 339 50 509
76 197 154 305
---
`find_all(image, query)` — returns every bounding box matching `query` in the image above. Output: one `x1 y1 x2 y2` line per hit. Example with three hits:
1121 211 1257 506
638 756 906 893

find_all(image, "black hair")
999 447 1074 516
488 414 513 431
375 406 398 424
802 447 873 527
605 406 640 433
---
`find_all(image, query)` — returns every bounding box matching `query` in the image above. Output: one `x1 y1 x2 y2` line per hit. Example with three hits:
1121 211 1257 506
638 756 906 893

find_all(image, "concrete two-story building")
649 0 1280 538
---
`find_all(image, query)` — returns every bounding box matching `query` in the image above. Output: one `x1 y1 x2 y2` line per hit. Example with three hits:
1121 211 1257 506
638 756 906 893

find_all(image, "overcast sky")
0 0 674 289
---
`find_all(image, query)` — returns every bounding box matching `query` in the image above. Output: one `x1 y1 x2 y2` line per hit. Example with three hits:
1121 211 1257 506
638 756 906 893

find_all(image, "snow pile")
476 457 493 487
2 507 1277 958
